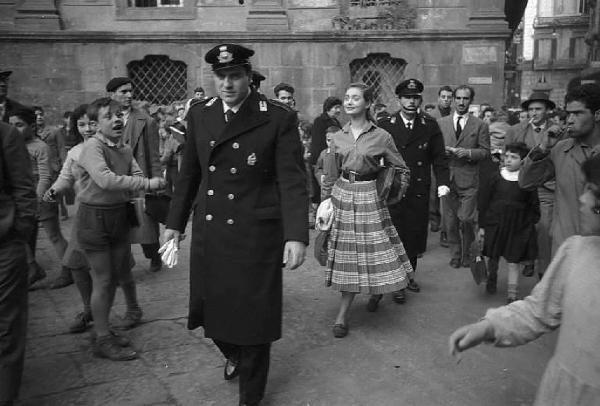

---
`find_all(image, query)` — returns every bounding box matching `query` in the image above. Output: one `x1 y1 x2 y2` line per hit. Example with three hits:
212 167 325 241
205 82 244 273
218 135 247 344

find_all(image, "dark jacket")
123 108 162 178
0 122 37 243
166 91 309 345
310 112 341 167
380 112 449 257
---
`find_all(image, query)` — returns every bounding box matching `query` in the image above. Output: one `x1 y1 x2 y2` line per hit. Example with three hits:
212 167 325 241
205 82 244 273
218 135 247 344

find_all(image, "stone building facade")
0 0 510 123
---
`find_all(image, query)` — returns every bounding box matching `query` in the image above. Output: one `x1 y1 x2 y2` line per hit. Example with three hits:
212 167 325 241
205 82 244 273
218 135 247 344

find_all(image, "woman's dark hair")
68 104 89 145
504 142 529 160
346 82 375 121
582 155 600 199
322 96 342 113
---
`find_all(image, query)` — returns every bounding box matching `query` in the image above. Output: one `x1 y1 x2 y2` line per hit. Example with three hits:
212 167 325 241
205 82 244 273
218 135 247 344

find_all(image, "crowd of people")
1 41 599 406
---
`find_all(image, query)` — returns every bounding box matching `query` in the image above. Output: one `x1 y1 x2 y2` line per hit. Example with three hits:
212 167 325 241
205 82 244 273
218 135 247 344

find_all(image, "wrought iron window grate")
127 55 187 104
350 0 391 6
127 0 181 7
350 53 407 108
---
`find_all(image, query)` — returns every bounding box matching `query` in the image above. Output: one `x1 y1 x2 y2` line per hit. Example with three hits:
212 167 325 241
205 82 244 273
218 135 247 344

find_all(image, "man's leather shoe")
407 280 421 292
392 289 406 304
449 258 461 268
224 358 239 380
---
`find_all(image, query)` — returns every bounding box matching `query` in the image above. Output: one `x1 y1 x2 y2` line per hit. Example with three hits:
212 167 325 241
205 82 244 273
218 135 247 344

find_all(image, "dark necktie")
225 109 235 123
406 122 412 131
534 127 541 133
456 116 463 139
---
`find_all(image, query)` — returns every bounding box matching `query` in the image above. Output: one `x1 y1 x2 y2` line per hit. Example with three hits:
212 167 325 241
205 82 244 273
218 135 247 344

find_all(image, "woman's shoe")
392 289 406 304
366 294 383 312
93 335 138 361
332 323 348 338
224 358 239 380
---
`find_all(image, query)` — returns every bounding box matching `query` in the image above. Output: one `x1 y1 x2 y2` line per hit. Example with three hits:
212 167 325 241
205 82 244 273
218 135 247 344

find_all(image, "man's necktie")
225 109 235 123
406 122 412 131
456 116 463 139
534 127 541 133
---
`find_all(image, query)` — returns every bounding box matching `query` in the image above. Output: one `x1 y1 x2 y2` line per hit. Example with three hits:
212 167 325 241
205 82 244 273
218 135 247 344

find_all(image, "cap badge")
408 81 417 90
218 49 233 64
247 153 257 166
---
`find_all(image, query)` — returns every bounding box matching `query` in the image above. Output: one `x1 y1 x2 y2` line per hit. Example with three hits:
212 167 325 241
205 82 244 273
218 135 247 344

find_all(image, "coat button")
209 140 216 147
207 189 214 196
232 142 239 149
417 178 422 182
226 219 234 225
417 161 423 166
209 165 216 172
205 214 213 221
230 167 237 174
227 194 235 200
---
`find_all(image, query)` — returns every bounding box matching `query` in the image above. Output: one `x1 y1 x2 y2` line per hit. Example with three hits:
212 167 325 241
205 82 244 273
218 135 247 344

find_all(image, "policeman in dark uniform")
0 70 27 123
380 79 450 297
163 44 308 406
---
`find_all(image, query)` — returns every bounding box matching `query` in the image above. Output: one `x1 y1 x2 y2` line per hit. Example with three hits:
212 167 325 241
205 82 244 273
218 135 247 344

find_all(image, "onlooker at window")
0 119 36 406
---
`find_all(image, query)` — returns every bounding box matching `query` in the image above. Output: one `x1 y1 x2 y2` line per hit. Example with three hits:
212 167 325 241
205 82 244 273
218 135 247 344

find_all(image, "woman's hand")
448 319 495 361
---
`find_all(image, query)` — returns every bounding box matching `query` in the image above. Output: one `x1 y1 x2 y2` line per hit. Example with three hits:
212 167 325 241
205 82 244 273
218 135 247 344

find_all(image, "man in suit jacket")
438 85 490 268
107 77 163 278
0 121 36 404
504 92 563 278
380 79 450 298
163 44 308 406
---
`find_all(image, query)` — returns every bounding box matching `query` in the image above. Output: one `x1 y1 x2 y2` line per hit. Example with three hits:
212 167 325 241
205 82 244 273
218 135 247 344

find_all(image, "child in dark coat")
314 126 341 202
478 142 540 303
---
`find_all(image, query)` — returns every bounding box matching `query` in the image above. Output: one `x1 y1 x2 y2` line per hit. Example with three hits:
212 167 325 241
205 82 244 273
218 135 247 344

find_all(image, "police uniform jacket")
380 112 449 257
166 90 308 346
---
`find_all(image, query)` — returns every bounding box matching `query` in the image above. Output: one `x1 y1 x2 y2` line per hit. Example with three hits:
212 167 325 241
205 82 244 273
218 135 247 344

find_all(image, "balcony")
533 57 588 70
534 15 590 28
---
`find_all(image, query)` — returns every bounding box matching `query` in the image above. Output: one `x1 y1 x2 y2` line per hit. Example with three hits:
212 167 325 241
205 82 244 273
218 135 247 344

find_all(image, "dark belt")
341 170 378 182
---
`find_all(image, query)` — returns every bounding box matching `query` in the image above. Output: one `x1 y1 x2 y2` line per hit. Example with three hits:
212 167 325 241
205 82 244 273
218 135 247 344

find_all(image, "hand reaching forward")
448 319 495 361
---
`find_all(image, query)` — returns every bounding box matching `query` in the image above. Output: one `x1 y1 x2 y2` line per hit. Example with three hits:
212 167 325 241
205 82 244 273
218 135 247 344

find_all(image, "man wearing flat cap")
250 70 266 92
164 43 308 406
380 79 450 301
0 70 27 123
504 92 562 280
106 76 163 326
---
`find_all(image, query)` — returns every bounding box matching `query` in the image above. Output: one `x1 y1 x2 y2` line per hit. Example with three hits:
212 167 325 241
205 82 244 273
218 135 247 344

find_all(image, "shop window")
127 55 187 105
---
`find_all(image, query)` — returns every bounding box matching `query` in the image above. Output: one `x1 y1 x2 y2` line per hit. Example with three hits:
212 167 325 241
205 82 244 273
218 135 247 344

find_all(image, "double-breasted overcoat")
167 91 308 345
380 112 449 257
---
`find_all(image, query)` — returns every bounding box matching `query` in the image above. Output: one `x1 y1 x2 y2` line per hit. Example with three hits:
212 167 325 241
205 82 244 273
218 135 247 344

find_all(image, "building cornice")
0 29 510 43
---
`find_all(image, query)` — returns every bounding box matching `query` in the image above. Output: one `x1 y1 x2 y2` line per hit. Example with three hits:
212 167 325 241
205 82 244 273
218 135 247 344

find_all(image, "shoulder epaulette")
190 97 218 110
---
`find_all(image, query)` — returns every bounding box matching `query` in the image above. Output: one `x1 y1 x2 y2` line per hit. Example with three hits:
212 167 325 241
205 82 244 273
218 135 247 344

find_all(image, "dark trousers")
213 339 271 405
0 242 28 402
141 243 160 261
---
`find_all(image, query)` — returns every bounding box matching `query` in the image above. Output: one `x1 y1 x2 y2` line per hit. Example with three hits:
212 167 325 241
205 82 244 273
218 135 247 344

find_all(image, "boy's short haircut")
9 107 36 125
274 82 294 97
325 126 339 135
87 97 121 122
504 142 529 160
565 83 600 113
438 85 453 95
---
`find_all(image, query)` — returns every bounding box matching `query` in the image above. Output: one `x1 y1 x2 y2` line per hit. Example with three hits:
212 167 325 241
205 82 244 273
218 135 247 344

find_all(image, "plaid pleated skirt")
326 177 413 294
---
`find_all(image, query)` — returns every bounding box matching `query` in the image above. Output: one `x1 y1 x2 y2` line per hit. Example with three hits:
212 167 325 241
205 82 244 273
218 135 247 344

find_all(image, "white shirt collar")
453 111 468 129
399 112 414 127
222 91 251 114
500 167 519 181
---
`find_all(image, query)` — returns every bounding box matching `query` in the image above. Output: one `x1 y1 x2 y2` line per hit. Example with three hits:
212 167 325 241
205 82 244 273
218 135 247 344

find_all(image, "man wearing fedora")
163 44 308 406
0 70 26 123
505 91 563 279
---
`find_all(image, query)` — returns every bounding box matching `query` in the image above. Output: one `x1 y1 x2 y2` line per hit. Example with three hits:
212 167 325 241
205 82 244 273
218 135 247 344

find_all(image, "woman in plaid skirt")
320 83 413 338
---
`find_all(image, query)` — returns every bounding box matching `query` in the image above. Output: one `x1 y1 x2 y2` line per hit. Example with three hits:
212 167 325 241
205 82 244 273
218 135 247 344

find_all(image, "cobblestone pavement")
17 213 555 406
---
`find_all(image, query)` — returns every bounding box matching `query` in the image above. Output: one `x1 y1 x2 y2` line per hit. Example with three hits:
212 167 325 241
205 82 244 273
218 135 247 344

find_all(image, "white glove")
158 239 179 268
316 198 334 231
438 185 450 197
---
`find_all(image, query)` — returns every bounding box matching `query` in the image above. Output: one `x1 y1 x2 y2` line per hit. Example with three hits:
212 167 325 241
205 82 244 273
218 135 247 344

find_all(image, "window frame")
116 0 196 20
